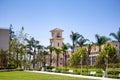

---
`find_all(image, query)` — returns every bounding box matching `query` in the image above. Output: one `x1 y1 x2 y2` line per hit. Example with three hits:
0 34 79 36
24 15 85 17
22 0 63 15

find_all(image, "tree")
47 45 54 66
61 43 68 67
9 24 16 67
36 45 44 67
25 37 39 69
70 31 82 53
70 48 87 68
77 37 89 48
0 49 8 67
54 48 62 67
96 42 120 69
109 28 120 55
95 34 110 52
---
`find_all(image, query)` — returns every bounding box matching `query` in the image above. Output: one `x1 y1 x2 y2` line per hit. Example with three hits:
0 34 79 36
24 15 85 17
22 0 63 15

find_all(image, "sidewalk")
27 71 119 80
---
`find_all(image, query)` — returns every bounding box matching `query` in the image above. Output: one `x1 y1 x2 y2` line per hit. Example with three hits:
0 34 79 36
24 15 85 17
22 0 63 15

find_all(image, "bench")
67 70 73 73
89 71 96 76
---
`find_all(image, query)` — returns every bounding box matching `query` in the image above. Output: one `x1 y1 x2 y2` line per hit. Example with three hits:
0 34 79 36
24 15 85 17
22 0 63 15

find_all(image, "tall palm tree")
47 45 54 66
61 43 68 67
77 37 89 48
36 45 44 67
25 37 39 69
54 48 62 67
70 31 82 52
110 28 120 54
95 34 110 52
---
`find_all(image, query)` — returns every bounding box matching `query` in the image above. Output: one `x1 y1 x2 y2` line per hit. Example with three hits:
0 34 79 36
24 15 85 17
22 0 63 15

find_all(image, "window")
58 43 59 47
52 32 54 37
56 32 61 38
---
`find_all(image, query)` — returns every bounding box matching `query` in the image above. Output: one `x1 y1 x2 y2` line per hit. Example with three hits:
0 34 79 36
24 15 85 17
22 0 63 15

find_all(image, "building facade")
48 28 120 67
49 28 64 66
0 28 9 50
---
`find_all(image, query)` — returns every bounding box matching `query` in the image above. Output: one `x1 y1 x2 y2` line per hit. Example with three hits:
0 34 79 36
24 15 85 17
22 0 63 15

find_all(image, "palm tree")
77 37 89 48
36 45 44 67
47 45 54 66
110 28 120 54
25 37 39 69
54 48 62 67
70 31 82 53
95 34 110 52
61 43 68 67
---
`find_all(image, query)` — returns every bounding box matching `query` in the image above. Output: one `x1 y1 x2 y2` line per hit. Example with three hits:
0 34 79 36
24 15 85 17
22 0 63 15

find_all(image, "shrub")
61 68 69 73
55 67 62 73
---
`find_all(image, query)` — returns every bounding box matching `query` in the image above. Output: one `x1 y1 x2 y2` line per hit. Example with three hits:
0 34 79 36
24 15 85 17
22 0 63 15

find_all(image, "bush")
55 68 62 73
16 68 24 71
61 68 69 73
108 70 120 75
108 63 120 68
38 66 42 71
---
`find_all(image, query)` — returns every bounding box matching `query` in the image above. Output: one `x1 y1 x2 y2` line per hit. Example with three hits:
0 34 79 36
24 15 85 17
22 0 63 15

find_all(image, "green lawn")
0 71 96 80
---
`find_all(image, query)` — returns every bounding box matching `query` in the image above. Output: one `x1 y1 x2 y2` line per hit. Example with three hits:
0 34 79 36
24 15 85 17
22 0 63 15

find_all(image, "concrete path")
27 71 119 80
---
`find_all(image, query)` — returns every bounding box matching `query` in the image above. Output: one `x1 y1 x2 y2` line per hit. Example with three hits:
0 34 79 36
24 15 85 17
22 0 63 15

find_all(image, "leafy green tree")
70 31 82 53
9 24 17 67
70 48 87 68
96 42 120 69
109 28 120 54
95 34 110 52
0 49 8 67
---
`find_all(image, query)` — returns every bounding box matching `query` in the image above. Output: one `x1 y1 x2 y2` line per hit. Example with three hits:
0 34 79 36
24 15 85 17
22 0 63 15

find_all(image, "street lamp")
81 55 83 75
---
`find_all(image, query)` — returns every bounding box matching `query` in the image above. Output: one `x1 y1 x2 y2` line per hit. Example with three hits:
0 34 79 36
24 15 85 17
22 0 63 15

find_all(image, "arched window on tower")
56 32 61 38
58 42 60 47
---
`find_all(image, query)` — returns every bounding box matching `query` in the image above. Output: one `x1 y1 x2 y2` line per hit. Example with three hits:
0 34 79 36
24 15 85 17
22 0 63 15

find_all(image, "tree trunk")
63 52 65 67
118 41 120 55
50 51 52 66
57 54 59 67
29 54 31 70
20 53 22 69
73 41 75 53
33 53 35 70
65 51 67 68
16 52 18 68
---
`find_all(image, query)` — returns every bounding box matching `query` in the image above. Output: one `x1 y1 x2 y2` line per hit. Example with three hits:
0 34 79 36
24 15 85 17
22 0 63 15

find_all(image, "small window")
58 43 59 47
52 32 54 37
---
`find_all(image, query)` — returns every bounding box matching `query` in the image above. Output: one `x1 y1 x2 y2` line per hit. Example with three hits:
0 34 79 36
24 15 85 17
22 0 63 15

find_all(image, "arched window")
56 32 61 38
58 42 59 47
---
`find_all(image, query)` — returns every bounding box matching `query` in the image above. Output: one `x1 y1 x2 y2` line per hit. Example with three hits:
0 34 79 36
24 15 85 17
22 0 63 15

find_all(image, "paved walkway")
27 71 119 80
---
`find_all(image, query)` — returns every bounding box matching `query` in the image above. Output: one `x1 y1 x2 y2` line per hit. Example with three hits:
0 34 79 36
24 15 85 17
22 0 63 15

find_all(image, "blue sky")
0 0 120 46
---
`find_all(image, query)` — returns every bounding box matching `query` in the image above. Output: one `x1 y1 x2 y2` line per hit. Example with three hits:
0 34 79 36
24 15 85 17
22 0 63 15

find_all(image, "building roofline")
0 27 9 30
50 28 64 32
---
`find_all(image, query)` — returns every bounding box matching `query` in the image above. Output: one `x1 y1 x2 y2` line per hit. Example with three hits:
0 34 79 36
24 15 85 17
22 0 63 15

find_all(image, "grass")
0 71 96 80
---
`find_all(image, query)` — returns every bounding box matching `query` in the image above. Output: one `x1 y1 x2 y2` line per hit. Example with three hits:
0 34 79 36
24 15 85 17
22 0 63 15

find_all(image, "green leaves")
96 42 120 69
70 48 87 67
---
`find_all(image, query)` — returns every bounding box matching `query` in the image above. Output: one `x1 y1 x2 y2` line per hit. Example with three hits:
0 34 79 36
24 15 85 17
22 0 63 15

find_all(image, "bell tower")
50 28 64 49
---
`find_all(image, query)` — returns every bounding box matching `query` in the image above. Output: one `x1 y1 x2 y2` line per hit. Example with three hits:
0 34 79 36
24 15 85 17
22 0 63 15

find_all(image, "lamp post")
81 55 83 75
